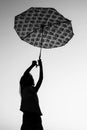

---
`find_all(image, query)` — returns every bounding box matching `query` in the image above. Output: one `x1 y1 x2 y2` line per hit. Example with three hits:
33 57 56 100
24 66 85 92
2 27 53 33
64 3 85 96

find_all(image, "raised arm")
35 58 43 92
23 61 37 75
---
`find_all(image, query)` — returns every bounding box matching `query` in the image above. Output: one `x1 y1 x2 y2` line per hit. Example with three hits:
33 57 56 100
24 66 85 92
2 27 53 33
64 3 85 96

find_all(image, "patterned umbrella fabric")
14 7 74 49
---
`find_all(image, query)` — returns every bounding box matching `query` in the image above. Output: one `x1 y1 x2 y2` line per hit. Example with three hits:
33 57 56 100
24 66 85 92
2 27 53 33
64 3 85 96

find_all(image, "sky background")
0 0 87 130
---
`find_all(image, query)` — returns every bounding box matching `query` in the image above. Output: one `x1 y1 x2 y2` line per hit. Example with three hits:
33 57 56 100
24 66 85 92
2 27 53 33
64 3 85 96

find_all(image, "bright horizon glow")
0 0 87 130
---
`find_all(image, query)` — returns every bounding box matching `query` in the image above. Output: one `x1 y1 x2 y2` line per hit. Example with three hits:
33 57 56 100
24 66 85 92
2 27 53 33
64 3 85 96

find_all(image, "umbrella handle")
35 48 42 67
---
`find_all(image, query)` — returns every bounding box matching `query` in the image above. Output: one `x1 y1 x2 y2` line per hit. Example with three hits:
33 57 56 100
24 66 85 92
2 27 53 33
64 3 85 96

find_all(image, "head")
20 73 34 93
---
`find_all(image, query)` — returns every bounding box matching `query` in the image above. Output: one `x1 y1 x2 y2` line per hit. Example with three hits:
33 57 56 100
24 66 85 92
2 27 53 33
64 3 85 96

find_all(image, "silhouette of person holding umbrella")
20 58 43 130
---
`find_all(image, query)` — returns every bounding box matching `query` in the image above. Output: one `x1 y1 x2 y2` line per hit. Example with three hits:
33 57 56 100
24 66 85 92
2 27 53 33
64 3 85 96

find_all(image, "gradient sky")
0 0 87 130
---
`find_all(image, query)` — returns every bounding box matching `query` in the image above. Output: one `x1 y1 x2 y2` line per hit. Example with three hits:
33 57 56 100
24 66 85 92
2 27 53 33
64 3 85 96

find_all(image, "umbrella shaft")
39 47 42 59
39 25 44 59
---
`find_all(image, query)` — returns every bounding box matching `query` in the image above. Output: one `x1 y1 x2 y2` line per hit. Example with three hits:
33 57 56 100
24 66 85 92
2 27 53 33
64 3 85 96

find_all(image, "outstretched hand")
32 60 37 67
38 58 42 66
32 58 42 68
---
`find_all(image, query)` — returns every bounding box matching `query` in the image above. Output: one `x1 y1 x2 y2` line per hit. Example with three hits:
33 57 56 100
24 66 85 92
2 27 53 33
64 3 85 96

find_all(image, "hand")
38 58 42 66
32 60 37 67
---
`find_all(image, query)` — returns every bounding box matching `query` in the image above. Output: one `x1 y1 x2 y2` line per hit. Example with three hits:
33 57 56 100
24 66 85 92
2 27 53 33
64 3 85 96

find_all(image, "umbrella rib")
22 27 40 40
22 31 34 40
44 20 71 29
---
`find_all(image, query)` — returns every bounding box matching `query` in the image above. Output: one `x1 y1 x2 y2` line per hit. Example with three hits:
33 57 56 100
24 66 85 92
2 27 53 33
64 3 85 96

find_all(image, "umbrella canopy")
14 7 74 57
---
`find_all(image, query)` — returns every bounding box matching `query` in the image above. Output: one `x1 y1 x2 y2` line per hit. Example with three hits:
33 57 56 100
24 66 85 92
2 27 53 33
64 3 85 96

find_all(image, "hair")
20 73 34 94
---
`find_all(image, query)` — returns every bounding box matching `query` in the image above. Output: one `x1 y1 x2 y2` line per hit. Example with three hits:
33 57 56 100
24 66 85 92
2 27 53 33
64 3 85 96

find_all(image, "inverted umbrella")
14 7 74 58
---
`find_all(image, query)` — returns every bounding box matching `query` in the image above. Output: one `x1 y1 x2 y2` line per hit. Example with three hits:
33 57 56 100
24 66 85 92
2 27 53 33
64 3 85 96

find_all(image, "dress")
20 87 43 130
21 112 43 130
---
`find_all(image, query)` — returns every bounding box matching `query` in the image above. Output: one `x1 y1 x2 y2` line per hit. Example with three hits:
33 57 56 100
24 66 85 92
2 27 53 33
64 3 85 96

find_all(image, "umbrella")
14 7 74 58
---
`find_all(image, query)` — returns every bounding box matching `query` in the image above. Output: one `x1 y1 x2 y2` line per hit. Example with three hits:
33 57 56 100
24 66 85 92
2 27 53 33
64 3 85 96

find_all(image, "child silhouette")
20 58 43 130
